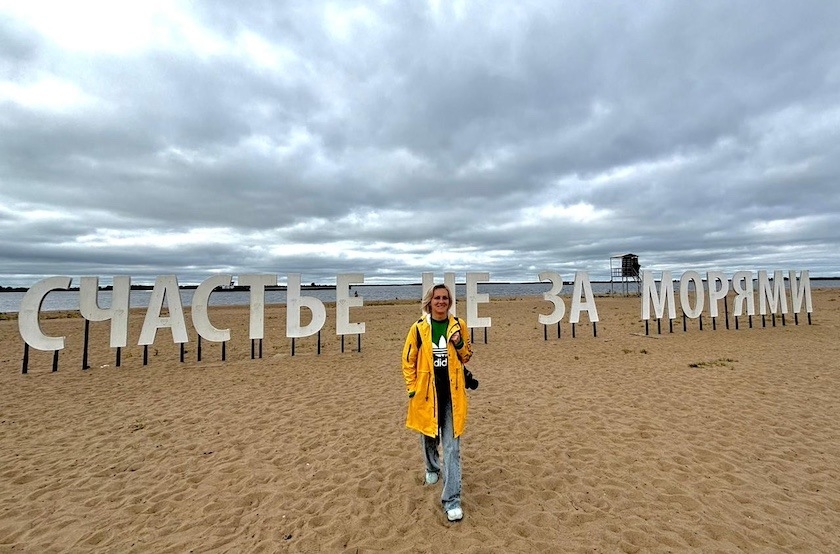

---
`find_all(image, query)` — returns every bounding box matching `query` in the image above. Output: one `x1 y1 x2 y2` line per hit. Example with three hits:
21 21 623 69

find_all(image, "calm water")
2 279 838 313
1 281 623 313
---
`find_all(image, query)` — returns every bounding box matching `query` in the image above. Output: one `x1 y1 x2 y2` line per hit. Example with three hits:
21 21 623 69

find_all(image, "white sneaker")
446 507 463 522
424 471 439 485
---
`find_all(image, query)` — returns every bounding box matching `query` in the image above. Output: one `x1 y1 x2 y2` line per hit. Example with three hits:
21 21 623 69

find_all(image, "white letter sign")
789 270 812 315
139 275 189 345
537 271 566 325
336 273 365 335
706 271 728 318
758 270 788 316
466 272 491 328
569 271 598 324
238 274 277 340
19 276 71 351
679 271 705 319
191 274 232 342
80 276 131 348
286 273 327 338
641 270 676 320
731 271 755 316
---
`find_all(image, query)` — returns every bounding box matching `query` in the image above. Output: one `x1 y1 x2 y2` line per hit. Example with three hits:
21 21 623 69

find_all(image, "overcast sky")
1 1 839 287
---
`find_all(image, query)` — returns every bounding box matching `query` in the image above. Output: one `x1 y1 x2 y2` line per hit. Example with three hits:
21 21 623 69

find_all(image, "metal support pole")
724 300 730 330
22 343 30 374
82 319 91 370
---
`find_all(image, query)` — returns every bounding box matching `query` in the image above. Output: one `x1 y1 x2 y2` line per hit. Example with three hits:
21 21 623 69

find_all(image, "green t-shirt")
431 318 448 346
430 317 452 417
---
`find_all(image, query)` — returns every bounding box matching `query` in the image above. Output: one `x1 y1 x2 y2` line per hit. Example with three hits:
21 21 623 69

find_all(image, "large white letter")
79 276 131 348
641 271 676 320
336 273 365 335
706 271 728 318
191 274 232 342
422 272 457 316
789 270 812 314
466 272 491 328
679 271 705 319
19 276 71 351
238 274 277 340
731 271 755 316
286 273 327 338
758 270 788 316
570 271 599 324
537 271 566 325
139 276 189 345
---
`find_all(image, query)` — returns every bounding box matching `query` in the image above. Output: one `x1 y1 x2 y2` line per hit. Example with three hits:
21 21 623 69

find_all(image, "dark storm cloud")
1 1 839 287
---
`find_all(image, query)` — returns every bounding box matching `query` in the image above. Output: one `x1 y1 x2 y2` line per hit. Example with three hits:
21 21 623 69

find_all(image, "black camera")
463 367 479 390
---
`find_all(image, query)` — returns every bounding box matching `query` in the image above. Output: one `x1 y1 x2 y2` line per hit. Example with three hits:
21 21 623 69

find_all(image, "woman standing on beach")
401 283 473 522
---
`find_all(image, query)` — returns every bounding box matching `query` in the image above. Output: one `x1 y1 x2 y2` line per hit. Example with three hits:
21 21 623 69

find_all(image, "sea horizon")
2 278 839 314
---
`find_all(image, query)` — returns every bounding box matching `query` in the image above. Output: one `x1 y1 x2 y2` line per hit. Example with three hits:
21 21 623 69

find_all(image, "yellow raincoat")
401 314 473 438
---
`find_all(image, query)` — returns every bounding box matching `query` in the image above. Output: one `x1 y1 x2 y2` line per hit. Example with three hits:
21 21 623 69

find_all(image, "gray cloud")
1 1 839 287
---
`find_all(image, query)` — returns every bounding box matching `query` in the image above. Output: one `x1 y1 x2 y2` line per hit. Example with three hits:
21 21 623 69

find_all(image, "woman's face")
431 287 450 320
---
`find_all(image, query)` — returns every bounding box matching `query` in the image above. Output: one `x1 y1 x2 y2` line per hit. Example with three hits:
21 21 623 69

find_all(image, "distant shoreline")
2 276 840 293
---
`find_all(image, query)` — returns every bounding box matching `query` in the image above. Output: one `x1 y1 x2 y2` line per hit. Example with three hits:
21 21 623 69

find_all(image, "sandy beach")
2 290 839 553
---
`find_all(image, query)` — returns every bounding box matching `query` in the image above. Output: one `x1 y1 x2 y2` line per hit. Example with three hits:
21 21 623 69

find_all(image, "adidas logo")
433 336 448 368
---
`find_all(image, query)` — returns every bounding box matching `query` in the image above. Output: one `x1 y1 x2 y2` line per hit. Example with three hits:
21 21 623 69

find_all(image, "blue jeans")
422 400 461 511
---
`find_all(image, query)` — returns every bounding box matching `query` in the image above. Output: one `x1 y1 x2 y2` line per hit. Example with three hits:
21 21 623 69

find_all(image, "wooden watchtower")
610 253 641 294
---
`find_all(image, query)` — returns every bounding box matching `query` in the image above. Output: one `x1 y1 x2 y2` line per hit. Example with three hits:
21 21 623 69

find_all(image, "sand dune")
2 290 840 552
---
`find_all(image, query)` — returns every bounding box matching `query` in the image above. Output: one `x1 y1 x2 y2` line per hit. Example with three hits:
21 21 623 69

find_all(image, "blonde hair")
421 283 453 315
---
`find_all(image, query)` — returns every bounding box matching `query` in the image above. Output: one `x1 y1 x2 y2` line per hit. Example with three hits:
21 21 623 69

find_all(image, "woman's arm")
401 322 420 395
451 318 472 364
